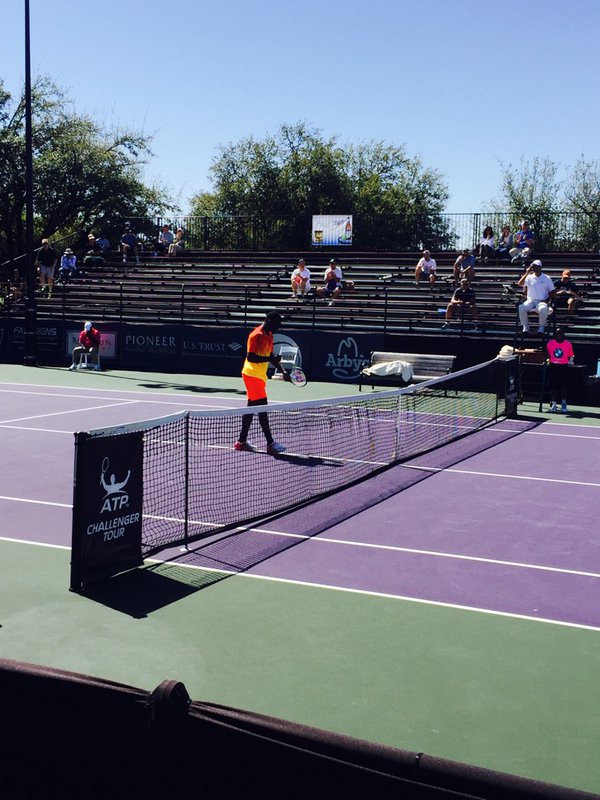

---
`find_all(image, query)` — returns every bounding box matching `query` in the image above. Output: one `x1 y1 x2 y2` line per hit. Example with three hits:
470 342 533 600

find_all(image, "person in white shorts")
290 259 311 300
517 260 556 333
415 250 437 286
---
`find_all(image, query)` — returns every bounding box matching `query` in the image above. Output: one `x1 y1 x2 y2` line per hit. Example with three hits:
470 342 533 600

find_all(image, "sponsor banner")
120 324 180 370
180 327 247 376
70 430 144 590
8 318 64 361
312 215 353 246
309 332 384 383
66 329 117 359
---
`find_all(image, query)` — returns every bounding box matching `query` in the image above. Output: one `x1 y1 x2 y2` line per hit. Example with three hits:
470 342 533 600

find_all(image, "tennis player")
235 311 290 454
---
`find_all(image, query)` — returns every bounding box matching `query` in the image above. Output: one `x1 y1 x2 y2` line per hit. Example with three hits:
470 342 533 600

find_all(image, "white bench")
359 351 456 390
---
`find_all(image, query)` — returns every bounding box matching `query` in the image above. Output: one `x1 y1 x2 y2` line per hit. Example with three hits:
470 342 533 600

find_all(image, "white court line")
0 495 72 508
0 534 597 633
0 387 238 410
0 425 74 434
403 464 600 488
0 401 138 425
245 529 600 579
149 557 600 633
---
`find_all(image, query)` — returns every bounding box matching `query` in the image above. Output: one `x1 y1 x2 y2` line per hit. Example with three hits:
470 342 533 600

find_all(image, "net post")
69 431 87 592
183 412 190 548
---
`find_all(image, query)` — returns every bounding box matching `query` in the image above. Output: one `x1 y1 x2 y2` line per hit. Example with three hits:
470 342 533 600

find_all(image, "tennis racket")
100 457 109 485
287 367 307 387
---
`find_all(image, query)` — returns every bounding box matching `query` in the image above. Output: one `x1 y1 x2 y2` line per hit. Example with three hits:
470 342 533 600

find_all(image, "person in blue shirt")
510 220 535 263
452 249 476 283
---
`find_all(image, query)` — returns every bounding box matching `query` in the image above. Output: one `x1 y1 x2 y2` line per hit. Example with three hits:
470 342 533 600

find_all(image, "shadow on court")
83 562 231 618
43 366 245 395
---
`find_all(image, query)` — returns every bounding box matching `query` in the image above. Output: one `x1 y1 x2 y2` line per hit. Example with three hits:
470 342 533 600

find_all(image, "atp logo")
100 457 131 513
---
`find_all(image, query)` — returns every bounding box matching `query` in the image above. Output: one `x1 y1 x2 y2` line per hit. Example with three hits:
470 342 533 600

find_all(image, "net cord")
82 358 502 439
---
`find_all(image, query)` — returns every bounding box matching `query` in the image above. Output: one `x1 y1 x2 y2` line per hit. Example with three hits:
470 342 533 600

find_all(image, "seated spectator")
120 227 140 264
453 249 476 283
83 234 105 270
476 226 495 262
156 224 174 254
316 258 343 305
7 269 25 304
168 228 185 257
414 249 436 286
510 219 535 264
517 260 555 333
495 225 514 260
553 269 582 315
95 233 110 253
546 326 574 413
442 278 480 330
290 258 311 300
69 321 102 371
35 238 58 297
58 248 78 282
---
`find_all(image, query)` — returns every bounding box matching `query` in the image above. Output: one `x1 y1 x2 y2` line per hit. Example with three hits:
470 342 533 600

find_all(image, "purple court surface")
1 379 599 631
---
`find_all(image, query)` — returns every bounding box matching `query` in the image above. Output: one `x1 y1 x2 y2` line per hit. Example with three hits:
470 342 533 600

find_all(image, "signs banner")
311 215 353 246
70 430 144 591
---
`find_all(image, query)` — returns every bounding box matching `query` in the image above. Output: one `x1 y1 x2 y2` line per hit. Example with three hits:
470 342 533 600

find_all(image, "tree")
0 77 175 265
190 122 452 250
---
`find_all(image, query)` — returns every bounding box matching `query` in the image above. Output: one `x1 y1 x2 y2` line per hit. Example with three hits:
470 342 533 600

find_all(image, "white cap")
531 260 542 268
84 321 92 331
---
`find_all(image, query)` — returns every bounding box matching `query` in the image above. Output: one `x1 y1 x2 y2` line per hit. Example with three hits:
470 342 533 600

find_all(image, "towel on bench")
361 360 413 382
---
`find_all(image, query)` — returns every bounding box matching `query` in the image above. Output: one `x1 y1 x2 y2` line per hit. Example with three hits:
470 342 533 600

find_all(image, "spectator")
546 326 574 413
156 224 174 254
83 234 105 270
553 269 582 316
316 258 343 305
453 249 476 283
7 269 25 304
495 225 514 260
58 248 78 282
290 258 311 300
517 260 556 333
414 249 437 286
120 227 140 264
510 219 535 264
168 228 185 257
35 238 58 297
442 278 480 330
95 233 110 254
476 226 495 262
69 321 102 371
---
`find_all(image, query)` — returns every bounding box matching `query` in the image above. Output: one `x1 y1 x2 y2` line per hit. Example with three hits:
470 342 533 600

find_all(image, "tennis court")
1 363 599 794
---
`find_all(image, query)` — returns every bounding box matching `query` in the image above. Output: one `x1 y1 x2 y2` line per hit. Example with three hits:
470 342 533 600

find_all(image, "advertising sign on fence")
311 215 353 246
70 429 144 591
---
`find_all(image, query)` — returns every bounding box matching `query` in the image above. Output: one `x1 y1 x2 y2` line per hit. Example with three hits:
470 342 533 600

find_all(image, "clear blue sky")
3 0 598 213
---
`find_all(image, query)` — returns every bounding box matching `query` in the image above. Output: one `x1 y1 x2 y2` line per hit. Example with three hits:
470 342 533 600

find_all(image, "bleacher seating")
9 249 599 343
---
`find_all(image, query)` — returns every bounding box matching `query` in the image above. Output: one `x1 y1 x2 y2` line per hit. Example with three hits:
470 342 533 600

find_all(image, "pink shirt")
546 339 574 364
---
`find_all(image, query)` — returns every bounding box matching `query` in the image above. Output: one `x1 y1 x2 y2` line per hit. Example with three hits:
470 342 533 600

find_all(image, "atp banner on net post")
311 215 353 246
70 430 144 591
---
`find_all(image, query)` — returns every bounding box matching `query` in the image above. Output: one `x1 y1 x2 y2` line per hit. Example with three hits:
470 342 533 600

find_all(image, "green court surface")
1 363 599 793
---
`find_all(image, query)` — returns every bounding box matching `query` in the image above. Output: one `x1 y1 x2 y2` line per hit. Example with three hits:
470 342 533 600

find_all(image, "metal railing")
102 212 600 254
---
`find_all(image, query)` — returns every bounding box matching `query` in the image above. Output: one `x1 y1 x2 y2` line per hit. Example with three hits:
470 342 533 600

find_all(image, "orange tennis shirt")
241 325 273 381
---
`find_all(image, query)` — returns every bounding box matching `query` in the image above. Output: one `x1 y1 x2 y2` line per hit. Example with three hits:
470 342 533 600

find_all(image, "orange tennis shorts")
243 374 267 402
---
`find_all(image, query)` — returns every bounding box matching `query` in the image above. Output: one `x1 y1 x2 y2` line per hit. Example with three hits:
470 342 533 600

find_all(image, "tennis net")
70 356 518 590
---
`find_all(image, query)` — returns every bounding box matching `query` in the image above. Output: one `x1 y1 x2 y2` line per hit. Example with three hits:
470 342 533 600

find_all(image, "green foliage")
0 77 175 262
190 122 452 250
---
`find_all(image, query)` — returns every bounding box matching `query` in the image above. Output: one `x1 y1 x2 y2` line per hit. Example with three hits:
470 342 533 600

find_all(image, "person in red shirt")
546 326 574 413
235 311 290 454
69 321 102 371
